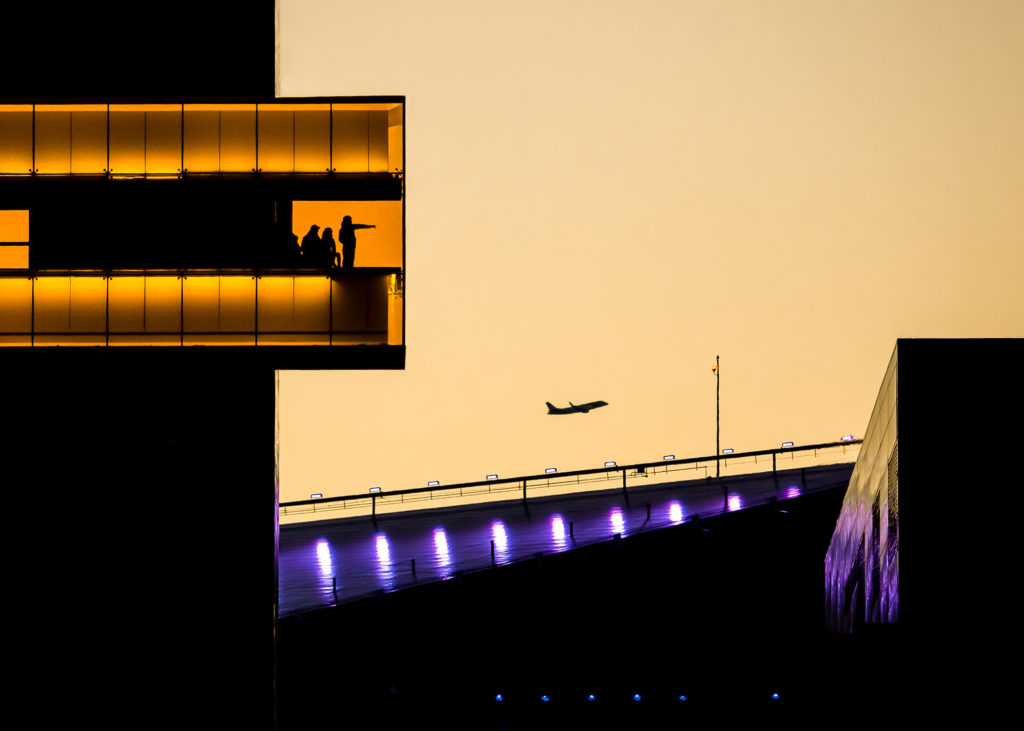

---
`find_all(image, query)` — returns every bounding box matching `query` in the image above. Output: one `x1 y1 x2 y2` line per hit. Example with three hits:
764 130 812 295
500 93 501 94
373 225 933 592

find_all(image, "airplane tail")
546 402 557 414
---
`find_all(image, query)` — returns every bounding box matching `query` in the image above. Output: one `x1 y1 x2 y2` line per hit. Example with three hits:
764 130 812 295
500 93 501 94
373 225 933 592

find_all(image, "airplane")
546 400 609 415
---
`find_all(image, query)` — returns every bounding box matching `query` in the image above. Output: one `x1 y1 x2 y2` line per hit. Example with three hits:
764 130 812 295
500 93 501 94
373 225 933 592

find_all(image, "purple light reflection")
374 533 395 589
550 515 569 551
315 539 334 580
610 508 626 536
785 486 801 499
491 521 510 563
668 502 685 524
434 528 453 576
727 494 742 512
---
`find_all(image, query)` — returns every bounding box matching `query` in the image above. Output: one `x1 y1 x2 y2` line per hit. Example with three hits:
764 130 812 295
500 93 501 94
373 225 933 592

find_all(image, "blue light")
587 694 596 702
663 454 675 460
771 692 780 701
545 467 557 474
782 441 794 448
495 694 503 702
310 493 323 499
679 695 688 702
369 486 382 493
486 474 498 480
427 480 440 487
722 448 734 454
604 461 616 467
541 695 549 702
633 693 642 702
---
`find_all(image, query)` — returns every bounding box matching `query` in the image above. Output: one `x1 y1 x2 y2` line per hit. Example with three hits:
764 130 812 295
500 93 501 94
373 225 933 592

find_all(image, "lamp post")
713 355 720 477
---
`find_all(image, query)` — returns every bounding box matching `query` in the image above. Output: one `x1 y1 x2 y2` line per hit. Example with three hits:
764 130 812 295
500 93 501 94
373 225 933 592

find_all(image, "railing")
279 439 863 522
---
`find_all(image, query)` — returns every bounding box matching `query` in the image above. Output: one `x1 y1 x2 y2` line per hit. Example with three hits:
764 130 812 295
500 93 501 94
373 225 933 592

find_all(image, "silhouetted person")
300 225 321 266
340 216 375 269
288 232 302 266
321 227 341 269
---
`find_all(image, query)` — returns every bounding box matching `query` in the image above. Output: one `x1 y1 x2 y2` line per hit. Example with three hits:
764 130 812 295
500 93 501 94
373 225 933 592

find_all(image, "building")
0 6 405 728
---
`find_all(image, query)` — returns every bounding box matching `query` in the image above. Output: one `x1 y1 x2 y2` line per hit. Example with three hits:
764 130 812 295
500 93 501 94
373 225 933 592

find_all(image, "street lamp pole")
713 355 720 478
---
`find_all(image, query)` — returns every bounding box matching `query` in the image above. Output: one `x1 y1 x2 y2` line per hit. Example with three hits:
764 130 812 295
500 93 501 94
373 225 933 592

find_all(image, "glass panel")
0 106 33 174
293 276 330 336
69 277 106 335
35 109 71 174
368 110 388 172
0 210 29 242
257 108 293 173
34 277 71 331
109 108 145 175
218 275 256 344
144 276 181 332
221 107 256 172
70 108 107 174
0 246 29 268
388 276 403 346
147 110 182 175
182 276 219 332
183 107 220 173
108 276 145 332
387 104 404 173
331 110 368 172
0 278 32 334
256 275 295 333
294 107 330 172
292 200 402 268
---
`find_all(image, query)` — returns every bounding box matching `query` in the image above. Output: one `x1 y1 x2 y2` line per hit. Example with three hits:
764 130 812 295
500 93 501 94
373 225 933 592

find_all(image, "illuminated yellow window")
0 246 29 268
0 210 29 242
0 105 33 174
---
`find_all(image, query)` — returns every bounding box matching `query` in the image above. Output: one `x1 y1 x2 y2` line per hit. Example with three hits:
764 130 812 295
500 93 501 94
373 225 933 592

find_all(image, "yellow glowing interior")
0 274 394 346
0 246 28 268
292 201 402 268
0 210 29 242
0 103 402 175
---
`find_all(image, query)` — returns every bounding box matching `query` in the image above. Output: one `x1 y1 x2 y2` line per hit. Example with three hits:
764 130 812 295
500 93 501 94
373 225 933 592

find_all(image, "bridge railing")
279 439 862 523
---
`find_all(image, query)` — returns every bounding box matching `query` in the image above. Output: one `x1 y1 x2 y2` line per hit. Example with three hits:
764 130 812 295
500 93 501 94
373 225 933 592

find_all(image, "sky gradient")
276 0 1024 504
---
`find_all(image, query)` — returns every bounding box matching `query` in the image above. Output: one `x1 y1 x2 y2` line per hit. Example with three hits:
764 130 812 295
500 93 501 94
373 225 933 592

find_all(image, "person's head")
309 224 319 233
322 227 333 239
342 216 352 225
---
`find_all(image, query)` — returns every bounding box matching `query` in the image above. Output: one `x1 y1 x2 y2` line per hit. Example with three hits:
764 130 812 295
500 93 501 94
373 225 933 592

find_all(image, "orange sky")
276 0 1024 504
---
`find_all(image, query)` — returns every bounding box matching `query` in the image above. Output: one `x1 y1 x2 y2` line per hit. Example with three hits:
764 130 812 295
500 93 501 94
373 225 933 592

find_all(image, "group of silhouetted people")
297 216 375 269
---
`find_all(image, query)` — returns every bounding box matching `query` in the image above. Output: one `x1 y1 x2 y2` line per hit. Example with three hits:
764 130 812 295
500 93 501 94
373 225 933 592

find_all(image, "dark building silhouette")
0 5 404 728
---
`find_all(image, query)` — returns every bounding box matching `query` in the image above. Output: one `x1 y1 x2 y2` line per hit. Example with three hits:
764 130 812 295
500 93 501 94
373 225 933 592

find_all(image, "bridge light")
310 493 322 499
545 467 557 474
841 434 855 442
427 480 440 487
369 486 382 493
486 474 498 480
663 454 675 460
722 448 734 454
782 441 794 448
604 461 616 467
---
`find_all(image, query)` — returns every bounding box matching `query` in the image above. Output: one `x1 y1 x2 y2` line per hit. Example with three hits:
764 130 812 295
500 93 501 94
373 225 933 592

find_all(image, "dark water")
279 463 853 616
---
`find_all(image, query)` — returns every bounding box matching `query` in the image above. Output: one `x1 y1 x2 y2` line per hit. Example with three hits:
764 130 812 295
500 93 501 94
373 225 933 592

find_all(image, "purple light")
669 501 685 524
434 528 452 575
782 441 794 448
545 467 557 474
610 508 626 535
786 486 801 499
486 474 498 480
427 480 440 487
315 539 334 580
491 521 509 562
369 486 381 493
374 533 395 588
550 515 568 550
663 454 675 460
604 461 616 467
727 494 742 512
841 434 855 442
310 493 323 499
722 448 734 455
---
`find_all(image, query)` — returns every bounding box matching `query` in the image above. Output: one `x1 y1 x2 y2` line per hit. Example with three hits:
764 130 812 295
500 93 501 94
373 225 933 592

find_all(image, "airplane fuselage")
546 400 608 415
